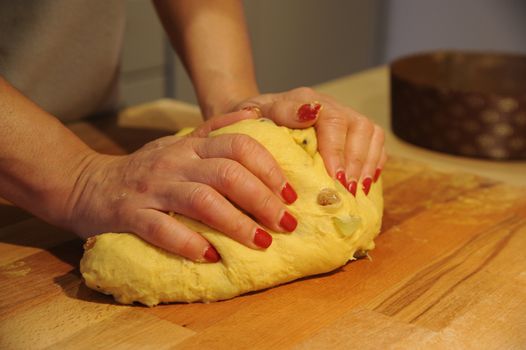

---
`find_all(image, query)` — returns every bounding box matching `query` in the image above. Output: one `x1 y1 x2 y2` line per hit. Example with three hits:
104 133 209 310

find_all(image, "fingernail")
336 170 347 188
281 182 297 204
347 180 357 197
297 102 322 121
280 211 297 232
254 228 272 248
373 168 382 183
362 177 373 195
242 106 263 118
204 245 220 263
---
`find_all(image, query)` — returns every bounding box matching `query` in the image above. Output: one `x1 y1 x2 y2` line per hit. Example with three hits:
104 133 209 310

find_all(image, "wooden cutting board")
1 150 525 349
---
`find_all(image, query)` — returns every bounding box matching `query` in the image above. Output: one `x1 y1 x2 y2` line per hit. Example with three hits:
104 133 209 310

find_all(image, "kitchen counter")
1 67 525 349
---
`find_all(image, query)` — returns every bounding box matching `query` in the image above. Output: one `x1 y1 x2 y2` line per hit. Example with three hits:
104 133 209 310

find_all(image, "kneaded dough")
80 119 383 306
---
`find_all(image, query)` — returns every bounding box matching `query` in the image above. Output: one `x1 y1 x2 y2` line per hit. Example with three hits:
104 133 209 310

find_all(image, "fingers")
193 134 298 205
314 106 348 179
344 114 375 183
375 146 388 183
359 122 384 195
257 100 322 128
158 182 290 251
140 133 299 260
230 87 387 195
359 124 385 181
238 95 386 196
106 127 303 264
314 106 385 196
132 208 220 263
184 158 295 233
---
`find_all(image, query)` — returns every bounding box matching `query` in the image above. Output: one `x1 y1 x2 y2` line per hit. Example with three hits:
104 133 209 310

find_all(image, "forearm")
0 76 95 227
153 0 259 118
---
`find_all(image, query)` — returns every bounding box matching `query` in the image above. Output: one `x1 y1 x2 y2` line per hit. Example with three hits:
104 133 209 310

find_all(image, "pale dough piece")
80 119 383 306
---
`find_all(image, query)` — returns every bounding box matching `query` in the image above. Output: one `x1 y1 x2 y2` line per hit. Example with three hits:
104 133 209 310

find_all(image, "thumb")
259 100 322 129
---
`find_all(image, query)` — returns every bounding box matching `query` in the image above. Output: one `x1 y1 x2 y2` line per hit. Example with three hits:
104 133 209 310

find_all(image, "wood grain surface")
1 114 525 349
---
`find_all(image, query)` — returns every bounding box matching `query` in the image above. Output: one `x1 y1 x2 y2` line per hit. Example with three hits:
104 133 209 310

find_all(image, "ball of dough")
80 119 383 306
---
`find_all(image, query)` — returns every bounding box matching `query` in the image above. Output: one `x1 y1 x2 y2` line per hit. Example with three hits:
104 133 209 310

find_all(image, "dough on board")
80 119 383 306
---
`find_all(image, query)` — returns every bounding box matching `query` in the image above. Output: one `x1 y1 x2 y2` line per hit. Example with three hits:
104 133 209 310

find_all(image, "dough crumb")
83 237 97 250
317 188 341 206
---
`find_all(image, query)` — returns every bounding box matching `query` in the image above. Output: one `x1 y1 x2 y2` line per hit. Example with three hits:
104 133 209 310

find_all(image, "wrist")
40 148 100 230
197 74 260 119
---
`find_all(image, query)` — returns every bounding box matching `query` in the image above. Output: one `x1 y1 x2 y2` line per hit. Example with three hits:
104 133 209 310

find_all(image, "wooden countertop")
1 67 525 349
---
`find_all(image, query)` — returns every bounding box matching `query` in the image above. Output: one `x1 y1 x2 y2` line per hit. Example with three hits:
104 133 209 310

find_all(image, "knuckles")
217 160 247 192
290 86 316 99
146 151 178 173
228 134 260 160
263 163 281 188
186 185 220 216
320 107 349 128
174 231 195 256
354 115 375 135
141 216 166 242
253 194 277 224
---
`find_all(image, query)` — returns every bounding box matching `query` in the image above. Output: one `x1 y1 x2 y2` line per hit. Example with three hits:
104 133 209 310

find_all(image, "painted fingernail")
362 177 373 195
280 211 298 232
336 170 347 188
204 245 220 263
374 168 382 183
281 182 298 204
347 180 357 197
297 102 322 121
242 106 263 118
254 228 272 248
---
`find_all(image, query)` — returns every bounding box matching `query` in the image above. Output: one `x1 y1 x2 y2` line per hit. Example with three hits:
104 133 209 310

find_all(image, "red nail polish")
336 171 347 188
297 102 322 121
362 177 373 195
280 211 297 232
254 228 272 248
204 245 220 262
373 168 382 183
347 180 357 197
281 182 297 204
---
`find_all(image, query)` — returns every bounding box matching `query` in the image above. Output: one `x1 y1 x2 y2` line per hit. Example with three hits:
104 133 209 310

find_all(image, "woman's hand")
154 0 386 193
232 87 387 196
66 110 297 263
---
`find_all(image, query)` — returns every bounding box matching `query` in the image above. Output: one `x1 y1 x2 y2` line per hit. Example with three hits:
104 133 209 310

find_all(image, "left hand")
228 87 387 196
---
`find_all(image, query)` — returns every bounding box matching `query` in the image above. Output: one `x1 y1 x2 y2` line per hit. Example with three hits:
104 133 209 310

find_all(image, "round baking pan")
390 50 526 160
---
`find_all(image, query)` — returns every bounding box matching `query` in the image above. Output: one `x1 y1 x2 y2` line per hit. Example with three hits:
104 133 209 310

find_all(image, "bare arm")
0 75 293 261
0 76 95 227
153 0 259 118
153 0 387 196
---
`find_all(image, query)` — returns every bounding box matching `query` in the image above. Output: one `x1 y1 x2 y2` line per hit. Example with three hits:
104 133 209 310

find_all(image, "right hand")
66 110 297 262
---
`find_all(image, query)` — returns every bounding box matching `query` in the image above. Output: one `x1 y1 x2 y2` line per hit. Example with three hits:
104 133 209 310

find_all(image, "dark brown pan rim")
390 50 526 160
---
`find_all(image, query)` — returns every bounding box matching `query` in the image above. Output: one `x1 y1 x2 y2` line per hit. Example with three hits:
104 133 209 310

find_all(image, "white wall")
173 0 382 105
119 0 166 107
120 0 382 106
381 0 526 63
119 0 526 107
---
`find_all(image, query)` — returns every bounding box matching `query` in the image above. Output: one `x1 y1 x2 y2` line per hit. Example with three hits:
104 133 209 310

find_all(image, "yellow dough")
80 119 383 306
